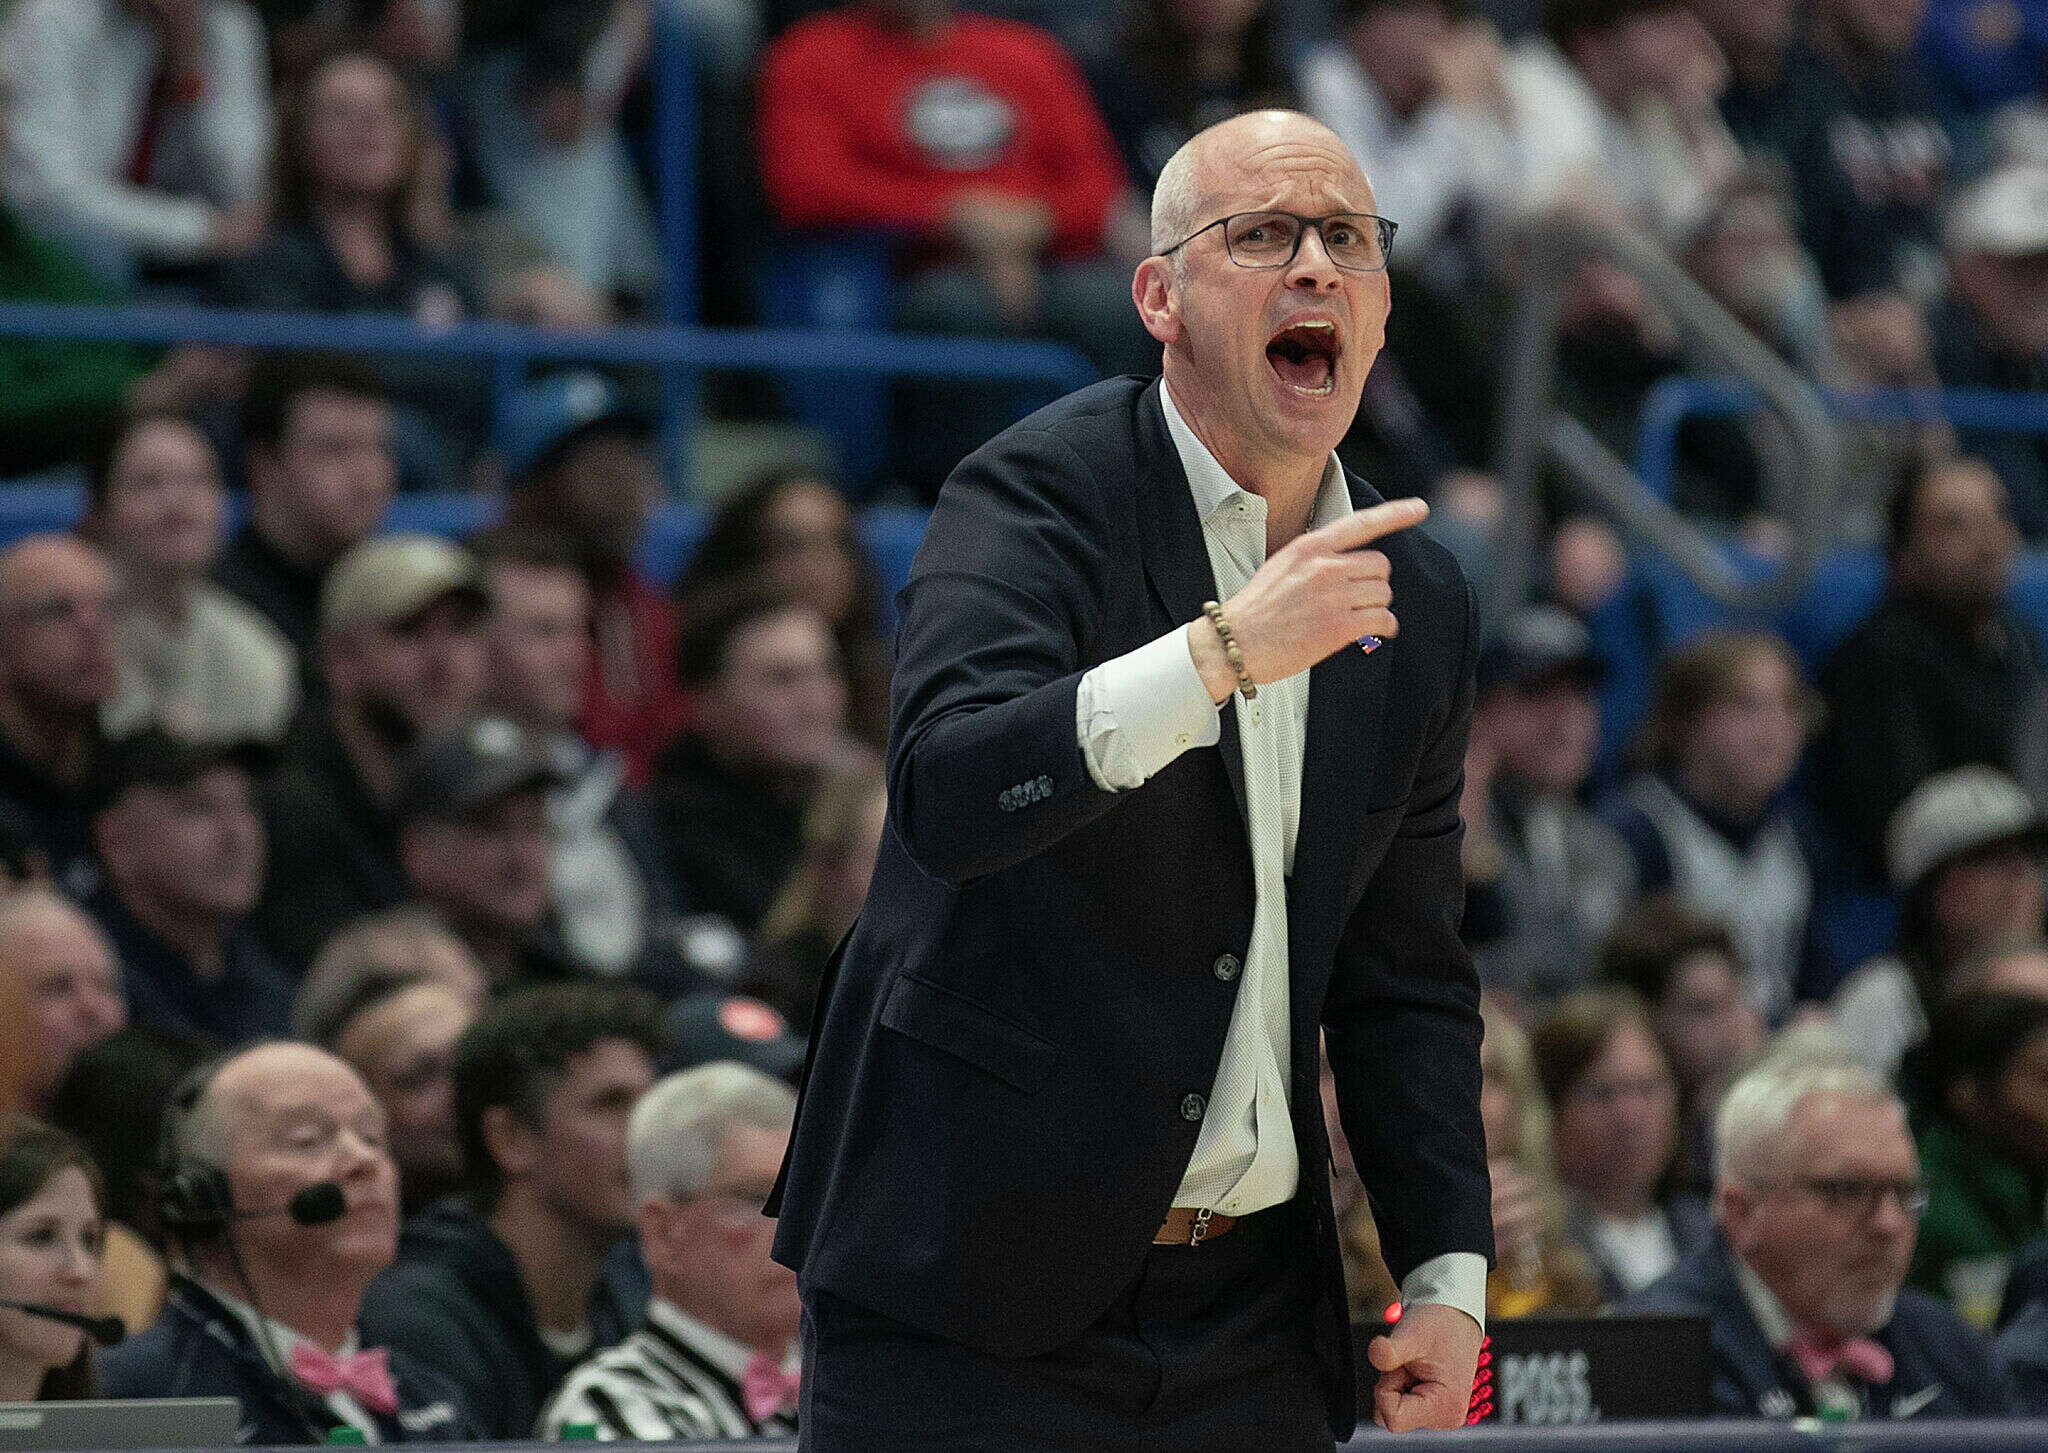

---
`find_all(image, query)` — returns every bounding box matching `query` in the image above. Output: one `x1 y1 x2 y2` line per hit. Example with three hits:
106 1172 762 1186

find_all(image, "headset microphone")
0 1301 126 1345
281 1181 347 1226
233 1182 348 1226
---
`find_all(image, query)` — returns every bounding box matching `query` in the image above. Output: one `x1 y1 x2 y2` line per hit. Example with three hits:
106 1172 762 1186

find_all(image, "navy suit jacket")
768 376 1493 1438
1627 1235 2011 1420
98 1277 479 1444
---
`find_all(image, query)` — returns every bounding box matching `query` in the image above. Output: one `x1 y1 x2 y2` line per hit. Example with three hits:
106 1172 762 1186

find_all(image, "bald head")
1151 110 1361 256
184 1041 362 1161
0 886 125 1107
0 533 118 714
0 884 104 949
0 533 109 604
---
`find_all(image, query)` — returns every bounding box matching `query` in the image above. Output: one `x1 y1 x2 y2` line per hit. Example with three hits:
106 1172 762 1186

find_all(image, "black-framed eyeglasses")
1157 211 1398 273
1793 1177 1931 1220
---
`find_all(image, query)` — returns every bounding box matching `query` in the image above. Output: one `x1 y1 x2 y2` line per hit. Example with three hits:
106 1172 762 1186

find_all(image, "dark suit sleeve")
1322 573 1493 1284
885 426 1134 884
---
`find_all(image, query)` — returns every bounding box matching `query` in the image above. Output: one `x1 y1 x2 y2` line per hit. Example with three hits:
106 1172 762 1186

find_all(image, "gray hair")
626 1062 796 1200
1711 1034 1901 1187
1151 140 1205 260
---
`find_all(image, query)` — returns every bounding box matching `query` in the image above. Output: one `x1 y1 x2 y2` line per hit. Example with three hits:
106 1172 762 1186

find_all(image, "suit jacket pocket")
880 974 1055 1094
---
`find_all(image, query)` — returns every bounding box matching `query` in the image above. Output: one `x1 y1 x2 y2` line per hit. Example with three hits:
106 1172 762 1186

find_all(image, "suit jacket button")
1212 953 1241 982
1180 1093 1206 1123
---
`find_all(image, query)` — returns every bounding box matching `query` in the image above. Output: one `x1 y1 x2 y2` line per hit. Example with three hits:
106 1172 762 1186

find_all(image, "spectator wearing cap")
1828 767 2048 1082
500 372 686 787
215 355 397 677
86 727 290 1044
89 408 298 748
1602 632 1826 1023
660 992 806 1084
295 955 479 1216
392 713 575 991
1931 165 2048 538
1627 1043 2009 1420
540 1062 800 1439
1463 605 1636 1010
1815 454 2038 880
99 1041 480 1443
254 534 488 972
360 983 661 1439
1912 991 2048 1319
471 528 698 991
654 585 862 933
0 534 121 897
0 888 127 1117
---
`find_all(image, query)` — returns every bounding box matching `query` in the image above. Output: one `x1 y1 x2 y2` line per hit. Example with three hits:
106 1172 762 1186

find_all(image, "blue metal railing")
1634 378 2048 504
650 4 697 329
0 300 1097 481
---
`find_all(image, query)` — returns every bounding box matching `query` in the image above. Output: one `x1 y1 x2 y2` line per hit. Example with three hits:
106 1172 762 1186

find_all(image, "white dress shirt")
1073 380 1487 1330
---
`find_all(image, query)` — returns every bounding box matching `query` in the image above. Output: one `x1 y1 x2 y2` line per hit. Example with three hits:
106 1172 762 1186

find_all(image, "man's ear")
1133 256 1183 347
480 1104 539 1184
1714 1180 1755 1248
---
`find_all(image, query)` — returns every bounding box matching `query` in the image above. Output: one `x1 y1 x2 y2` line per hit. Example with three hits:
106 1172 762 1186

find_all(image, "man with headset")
99 1040 479 1443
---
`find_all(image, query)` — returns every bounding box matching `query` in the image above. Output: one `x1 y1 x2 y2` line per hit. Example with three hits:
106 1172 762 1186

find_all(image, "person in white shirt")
1533 987 1713 1304
1297 0 1518 258
541 1063 800 1440
0 0 270 276
90 409 299 747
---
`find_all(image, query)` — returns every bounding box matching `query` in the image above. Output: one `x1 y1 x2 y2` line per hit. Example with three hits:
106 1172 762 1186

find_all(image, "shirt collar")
1731 1251 1796 1352
198 1278 360 1363
645 1298 762 1385
1158 379 1352 530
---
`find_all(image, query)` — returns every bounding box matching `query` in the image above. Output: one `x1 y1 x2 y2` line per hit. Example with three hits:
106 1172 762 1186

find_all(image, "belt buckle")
1188 1208 1213 1247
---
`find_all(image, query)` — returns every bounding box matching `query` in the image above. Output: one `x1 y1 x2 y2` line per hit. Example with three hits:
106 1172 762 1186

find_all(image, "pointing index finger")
1312 496 1430 554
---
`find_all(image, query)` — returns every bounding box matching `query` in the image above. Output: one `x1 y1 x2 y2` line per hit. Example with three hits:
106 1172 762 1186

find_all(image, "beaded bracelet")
1201 600 1257 700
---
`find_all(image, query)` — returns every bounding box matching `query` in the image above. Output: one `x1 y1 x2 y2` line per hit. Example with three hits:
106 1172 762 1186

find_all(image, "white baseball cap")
1886 765 2048 890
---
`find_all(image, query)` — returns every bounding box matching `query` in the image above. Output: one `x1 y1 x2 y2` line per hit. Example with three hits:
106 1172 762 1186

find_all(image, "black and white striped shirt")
538 1300 798 1441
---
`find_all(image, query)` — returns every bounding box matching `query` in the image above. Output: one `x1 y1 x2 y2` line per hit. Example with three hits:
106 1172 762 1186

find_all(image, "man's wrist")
1185 619 1237 705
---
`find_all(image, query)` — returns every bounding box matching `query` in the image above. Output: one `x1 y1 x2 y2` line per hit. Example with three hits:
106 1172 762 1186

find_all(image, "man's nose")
1286 227 1342 287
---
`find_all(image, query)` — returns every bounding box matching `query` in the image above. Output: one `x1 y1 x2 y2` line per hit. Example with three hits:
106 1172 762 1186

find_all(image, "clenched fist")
1189 497 1429 704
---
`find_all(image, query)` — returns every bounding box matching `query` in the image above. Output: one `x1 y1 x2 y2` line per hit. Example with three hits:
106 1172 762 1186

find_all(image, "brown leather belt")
1153 1207 1238 1246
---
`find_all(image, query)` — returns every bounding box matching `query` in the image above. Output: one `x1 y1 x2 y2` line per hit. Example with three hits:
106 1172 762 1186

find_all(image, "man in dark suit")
1628 1046 2009 1421
770 109 1492 1448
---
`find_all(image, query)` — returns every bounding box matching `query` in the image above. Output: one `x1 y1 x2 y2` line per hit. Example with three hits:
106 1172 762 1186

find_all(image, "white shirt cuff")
1400 1251 1489 1335
1074 625 1222 791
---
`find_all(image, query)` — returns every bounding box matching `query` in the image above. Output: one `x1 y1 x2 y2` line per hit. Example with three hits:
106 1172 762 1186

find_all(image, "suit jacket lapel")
1134 381 1247 828
1290 469 1392 940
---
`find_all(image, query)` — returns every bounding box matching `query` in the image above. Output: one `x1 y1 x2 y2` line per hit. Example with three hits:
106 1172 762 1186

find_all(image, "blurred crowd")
0 0 2046 1440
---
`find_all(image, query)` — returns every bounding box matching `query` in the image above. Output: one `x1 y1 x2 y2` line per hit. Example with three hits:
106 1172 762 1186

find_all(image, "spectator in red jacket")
757 0 1151 385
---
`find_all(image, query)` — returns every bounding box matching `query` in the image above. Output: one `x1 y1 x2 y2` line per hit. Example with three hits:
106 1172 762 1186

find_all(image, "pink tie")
1787 1332 1895 1389
741 1351 800 1424
288 1341 400 1415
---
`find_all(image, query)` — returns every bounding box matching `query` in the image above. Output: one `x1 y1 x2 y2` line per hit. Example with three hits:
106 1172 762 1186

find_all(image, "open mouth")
1267 320 1341 397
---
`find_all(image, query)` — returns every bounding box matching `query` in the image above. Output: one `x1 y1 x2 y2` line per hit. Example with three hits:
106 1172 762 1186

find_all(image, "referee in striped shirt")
541 1064 801 1440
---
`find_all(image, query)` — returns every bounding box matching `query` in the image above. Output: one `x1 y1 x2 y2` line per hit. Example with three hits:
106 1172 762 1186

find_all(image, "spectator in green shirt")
1914 990 2048 1327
